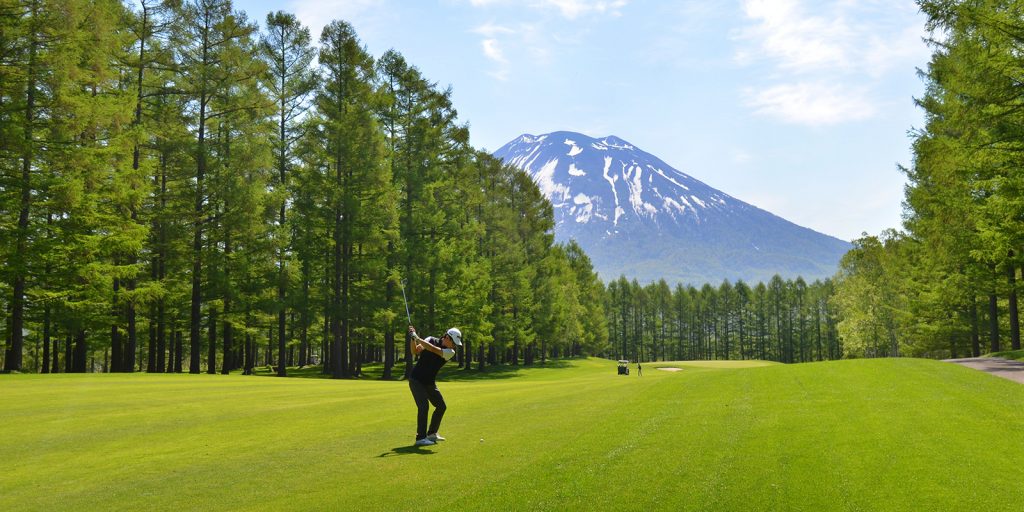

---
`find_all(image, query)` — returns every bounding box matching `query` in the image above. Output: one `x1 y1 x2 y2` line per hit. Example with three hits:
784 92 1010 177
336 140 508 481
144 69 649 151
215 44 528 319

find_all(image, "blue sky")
231 0 931 242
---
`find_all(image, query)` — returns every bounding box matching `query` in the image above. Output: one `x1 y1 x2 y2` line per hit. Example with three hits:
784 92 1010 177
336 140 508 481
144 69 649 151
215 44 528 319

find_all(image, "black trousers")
409 378 446 439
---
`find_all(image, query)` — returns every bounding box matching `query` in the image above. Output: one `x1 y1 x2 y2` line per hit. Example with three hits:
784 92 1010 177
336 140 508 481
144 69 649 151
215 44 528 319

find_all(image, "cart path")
943 357 1024 384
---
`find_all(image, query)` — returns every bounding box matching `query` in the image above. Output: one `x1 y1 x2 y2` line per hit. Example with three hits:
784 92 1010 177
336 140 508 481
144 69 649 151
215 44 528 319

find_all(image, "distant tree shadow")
439 358 576 381
248 358 581 382
377 445 436 458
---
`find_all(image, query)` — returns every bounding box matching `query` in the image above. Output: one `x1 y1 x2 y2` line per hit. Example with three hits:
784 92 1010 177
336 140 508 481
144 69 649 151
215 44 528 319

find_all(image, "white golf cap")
446 328 462 346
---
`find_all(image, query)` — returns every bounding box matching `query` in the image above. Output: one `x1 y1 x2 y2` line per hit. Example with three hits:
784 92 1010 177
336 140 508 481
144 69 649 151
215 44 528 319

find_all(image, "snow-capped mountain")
493 131 851 284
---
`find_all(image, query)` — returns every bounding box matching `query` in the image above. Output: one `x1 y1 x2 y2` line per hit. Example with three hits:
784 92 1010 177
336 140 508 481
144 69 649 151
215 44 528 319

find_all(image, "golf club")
400 279 412 325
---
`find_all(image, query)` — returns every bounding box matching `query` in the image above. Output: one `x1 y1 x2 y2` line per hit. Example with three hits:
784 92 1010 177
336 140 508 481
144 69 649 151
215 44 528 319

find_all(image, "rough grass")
987 349 1024 362
2 357 1022 511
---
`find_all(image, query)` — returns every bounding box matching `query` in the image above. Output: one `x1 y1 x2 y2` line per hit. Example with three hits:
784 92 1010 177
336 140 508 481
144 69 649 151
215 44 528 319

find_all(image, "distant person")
637 362 642 376
408 325 462 446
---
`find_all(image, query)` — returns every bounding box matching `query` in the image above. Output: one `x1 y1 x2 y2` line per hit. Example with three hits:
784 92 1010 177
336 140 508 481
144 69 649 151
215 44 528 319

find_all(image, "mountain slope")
493 131 851 284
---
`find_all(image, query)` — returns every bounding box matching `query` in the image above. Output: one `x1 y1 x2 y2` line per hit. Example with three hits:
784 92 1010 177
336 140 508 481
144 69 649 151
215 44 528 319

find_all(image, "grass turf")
2 357 1023 511
986 349 1024 362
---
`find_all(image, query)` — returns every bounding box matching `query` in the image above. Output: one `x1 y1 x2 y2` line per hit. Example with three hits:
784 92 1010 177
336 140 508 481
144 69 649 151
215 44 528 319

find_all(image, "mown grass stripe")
1 358 1022 511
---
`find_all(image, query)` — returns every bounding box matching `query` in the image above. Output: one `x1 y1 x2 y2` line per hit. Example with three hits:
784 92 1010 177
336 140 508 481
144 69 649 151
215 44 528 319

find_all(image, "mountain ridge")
493 131 851 285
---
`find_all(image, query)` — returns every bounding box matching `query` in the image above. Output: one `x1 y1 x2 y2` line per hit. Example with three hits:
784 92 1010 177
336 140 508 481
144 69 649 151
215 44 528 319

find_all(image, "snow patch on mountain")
601 156 623 225
601 136 634 150
649 165 690 191
508 143 543 171
663 196 688 217
572 193 595 223
625 163 657 218
535 158 570 204
565 138 584 157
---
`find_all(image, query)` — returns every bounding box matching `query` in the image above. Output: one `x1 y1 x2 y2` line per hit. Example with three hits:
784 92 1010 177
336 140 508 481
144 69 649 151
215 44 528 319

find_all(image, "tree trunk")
64 335 72 373
112 277 122 373
73 330 87 373
124 0 151 376
383 330 394 379
277 101 288 377
512 305 519 365
1008 257 1020 351
51 333 60 374
341 239 352 378
243 333 253 375
299 264 310 367
41 306 50 374
126 301 137 372
190 210 204 374
174 330 183 373
383 275 394 379
190 73 209 375
6 8 38 373
221 316 233 374
166 325 175 373
153 143 169 373
322 308 330 375
155 303 166 373
207 307 217 374
989 291 999 353
277 306 287 376
971 299 981 357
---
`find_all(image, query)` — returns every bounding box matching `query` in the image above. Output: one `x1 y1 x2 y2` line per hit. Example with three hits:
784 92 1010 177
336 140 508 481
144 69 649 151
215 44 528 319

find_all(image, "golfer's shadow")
377 445 436 458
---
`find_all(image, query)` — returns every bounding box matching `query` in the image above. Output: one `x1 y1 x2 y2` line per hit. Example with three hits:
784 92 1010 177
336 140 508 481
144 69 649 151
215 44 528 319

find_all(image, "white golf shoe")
414 437 436 446
426 433 445 442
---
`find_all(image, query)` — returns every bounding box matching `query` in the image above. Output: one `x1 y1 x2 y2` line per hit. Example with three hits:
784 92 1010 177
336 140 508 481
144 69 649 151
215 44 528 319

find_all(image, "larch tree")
316 20 393 378
172 0 260 373
259 11 316 377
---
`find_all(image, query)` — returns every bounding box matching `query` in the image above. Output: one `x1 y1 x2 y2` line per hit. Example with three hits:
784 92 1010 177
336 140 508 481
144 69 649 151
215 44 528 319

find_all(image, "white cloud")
541 0 628 19
737 0 850 72
472 23 516 80
472 21 558 81
464 0 628 20
466 1 628 81
481 39 511 80
472 22 516 37
733 0 927 125
743 82 876 126
481 39 506 62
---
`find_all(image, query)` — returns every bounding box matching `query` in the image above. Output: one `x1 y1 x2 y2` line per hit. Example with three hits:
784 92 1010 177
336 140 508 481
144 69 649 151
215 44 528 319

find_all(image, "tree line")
0 0 609 376
605 276 840 364
20 1 985 375
833 0 1024 359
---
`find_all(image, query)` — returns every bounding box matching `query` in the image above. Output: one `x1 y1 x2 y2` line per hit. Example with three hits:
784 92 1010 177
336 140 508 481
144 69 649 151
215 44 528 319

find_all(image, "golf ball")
480 438 484 442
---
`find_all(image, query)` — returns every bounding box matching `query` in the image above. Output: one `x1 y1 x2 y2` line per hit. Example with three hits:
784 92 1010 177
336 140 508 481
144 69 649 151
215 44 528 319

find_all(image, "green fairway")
2 358 1023 511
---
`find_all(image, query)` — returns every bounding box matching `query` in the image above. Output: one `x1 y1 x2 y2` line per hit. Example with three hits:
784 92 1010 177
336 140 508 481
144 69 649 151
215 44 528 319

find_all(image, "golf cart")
617 360 630 375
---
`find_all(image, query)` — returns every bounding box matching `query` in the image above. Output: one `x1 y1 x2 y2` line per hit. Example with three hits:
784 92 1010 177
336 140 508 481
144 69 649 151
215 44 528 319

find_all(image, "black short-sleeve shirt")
411 336 455 386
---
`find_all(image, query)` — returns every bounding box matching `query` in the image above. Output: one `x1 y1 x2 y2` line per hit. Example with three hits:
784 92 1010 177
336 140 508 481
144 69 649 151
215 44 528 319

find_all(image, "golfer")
408 325 462 446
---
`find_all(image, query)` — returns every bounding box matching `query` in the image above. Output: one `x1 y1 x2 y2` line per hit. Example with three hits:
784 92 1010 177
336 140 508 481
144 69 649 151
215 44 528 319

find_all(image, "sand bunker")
657 367 683 372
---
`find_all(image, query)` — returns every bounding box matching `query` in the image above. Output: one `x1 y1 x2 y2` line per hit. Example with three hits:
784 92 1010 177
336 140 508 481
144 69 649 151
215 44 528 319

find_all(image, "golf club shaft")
400 280 412 325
